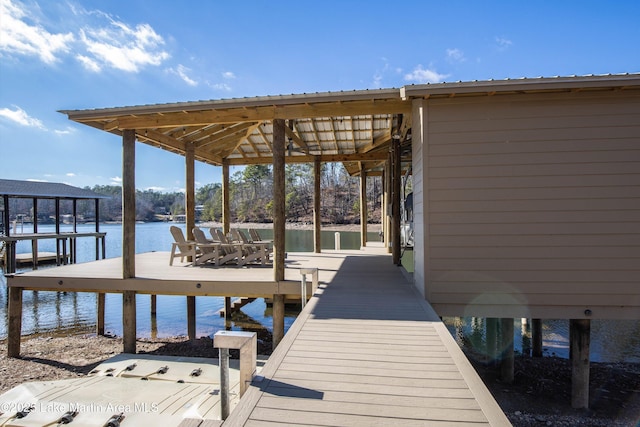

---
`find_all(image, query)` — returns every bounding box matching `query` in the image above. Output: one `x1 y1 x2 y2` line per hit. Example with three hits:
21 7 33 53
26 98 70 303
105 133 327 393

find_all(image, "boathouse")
0 179 108 272
4 73 640 419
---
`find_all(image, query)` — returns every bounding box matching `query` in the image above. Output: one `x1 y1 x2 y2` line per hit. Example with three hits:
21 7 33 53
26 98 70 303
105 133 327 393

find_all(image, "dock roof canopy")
59 73 640 175
0 179 109 200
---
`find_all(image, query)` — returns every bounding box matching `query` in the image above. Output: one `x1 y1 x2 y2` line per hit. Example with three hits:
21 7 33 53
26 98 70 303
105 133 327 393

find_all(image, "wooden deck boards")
223 249 510 426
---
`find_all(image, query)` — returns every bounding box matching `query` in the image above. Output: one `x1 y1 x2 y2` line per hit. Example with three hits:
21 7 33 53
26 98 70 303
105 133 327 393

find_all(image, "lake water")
0 222 379 340
1 222 638 363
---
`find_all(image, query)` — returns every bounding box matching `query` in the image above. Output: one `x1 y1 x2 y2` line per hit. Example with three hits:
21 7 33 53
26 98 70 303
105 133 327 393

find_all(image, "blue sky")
1 0 638 192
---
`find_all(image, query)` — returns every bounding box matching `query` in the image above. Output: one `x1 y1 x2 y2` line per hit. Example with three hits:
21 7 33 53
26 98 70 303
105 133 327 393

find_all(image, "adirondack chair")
248 228 262 242
191 227 220 266
238 229 271 265
227 229 265 265
211 229 244 266
169 226 197 266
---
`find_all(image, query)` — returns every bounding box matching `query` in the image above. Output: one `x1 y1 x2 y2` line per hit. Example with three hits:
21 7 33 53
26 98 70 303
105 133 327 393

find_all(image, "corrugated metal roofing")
0 179 109 199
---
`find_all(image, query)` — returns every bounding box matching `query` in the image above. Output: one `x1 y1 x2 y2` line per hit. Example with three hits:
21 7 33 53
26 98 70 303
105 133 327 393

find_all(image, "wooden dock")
223 245 510 426
6 247 510 425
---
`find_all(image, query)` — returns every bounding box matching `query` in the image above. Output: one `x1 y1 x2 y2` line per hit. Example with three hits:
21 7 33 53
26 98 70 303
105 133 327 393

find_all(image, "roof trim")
59 88 402 120
0 179 110 199
400 73 640 99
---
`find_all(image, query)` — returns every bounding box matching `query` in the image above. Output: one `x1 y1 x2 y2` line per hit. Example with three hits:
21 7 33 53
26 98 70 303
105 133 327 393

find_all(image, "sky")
1 0 638 193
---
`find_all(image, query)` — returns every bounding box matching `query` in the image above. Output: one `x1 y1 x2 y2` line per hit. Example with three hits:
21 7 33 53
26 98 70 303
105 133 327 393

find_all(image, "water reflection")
443 316 639 363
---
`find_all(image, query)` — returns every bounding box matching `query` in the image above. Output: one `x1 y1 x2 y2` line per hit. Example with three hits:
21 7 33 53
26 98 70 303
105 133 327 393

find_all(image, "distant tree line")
3 164 383 224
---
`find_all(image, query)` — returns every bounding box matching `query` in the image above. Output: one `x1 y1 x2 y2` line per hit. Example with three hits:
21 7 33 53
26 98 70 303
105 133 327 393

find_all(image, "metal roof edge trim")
400 73 640 99
0 179 111 199
58 88 402 120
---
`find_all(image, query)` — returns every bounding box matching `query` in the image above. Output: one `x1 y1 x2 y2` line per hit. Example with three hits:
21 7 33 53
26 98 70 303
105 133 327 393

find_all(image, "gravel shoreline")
1 334 638 426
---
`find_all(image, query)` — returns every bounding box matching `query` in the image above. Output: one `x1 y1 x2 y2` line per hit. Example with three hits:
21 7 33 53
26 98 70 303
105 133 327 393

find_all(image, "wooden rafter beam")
195 122 257 149
225 150 387 165
223 122 263 158
135 129 223 165
327 117 338 152
256 122 272 151
349 116 355 152
284 125 309 153
359 129 391 153
180 124 225 144
309 119 322 153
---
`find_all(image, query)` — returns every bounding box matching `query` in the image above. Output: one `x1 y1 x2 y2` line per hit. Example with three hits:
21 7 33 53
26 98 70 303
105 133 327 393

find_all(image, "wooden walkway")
224 245 510 426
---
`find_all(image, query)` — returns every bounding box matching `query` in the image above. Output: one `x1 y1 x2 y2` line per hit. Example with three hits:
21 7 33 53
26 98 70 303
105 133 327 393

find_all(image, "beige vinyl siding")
423 90 640 319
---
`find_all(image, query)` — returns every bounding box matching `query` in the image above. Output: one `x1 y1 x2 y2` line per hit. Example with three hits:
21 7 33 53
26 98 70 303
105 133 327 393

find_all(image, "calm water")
0 222 378 340
1 222 638 363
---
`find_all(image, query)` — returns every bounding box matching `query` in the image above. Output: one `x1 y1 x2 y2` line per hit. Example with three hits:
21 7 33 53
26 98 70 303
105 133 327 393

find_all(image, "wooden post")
32 198 39 269
7 286 23 358
96 293 105 336
570 319 591 409
272 119 286 282
150 294 157 315
122 129 136 279
224 297 232 322
379 171 384 242
532 318 543 357
2 195 9 236
500 318 514 383
313 156 322 253
486 318 498 366
187 295 196 341
360 166 368 248
123 290 136 353
392 137 401 265
185 139 196 356
272 294 285 350
122 129 136 353
272 119 286 350
185 143 196 241
222 159 230 235
381 168 388 249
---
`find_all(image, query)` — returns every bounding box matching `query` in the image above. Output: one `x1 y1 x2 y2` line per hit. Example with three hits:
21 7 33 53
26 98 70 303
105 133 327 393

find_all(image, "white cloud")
54 126 75 135
0 105 46 129
0 1 171 73
222 71 236 79
446 48 466 63
371 57 390 89
26 178 48 182
76 54 101 72
207 81 232 92
0 0 74 64
404 65 448 84
110 176 122 185
372 72 383 89
78 20 170 72
66 172 76 177
169 64 197 86
495 36 513 50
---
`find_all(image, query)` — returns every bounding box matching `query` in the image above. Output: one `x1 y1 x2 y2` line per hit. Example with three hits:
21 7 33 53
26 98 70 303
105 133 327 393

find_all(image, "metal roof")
59 73 640 175
0 179 109 199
